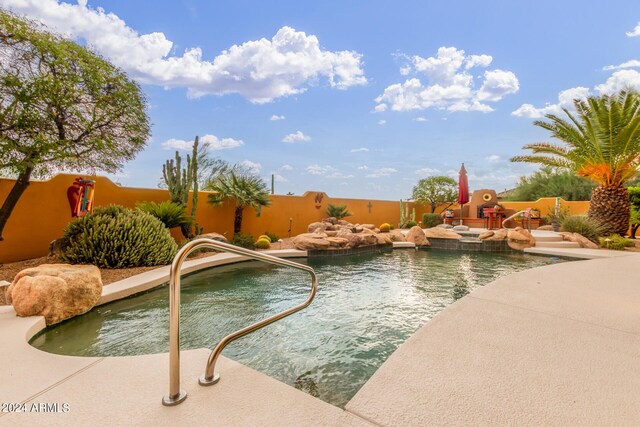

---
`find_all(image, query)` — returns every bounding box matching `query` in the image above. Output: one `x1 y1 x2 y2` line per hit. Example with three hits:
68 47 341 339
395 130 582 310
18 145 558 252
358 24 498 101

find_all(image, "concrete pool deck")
1 243 639 425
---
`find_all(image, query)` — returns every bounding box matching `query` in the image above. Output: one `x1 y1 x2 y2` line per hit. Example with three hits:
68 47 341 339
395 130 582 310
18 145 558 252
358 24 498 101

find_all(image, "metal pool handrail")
162 238 318 406
502 209 532 230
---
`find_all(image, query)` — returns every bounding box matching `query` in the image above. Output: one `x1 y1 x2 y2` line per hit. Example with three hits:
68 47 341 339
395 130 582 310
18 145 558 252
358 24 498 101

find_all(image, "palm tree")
511 90 640 235
206 172 271 234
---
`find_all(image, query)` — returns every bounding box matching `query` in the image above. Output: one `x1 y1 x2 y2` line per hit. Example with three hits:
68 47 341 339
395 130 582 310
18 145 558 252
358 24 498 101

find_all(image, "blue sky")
4 0 640 199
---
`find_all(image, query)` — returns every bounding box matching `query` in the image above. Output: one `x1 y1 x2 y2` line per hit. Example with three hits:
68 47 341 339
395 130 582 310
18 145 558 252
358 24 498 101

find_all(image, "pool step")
534 240 581 249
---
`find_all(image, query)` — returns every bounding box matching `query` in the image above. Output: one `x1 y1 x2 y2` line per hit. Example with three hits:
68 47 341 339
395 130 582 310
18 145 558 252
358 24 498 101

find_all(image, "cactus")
162 136 202 238
399 200 416 229
379 223 390 232
255 238 271 249
61 205 178 268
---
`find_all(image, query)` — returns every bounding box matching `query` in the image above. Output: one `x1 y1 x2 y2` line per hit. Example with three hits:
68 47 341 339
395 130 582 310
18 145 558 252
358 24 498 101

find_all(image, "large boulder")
375 233 393 245
389 230 406 242
360 233 378 246
560 232 599 249
507 227 536 250
293 233 331 250
7 264 102 325
486 229 508 241
424 227 462 240
307 222 326 233
343 233 363 248
361 224 376 230
405 226 430 246
326 237 349 248
478 230 495 240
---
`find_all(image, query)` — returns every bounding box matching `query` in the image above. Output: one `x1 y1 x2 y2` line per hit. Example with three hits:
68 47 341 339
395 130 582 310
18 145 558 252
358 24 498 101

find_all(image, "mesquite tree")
0 12 149 240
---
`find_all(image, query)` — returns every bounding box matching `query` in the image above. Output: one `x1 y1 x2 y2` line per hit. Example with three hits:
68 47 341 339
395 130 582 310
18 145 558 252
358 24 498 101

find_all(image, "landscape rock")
360 233 378 246
326 237 349 248
507 227 536 250
198 232 229 243
324 230 338 237
436 224 453 229
536 225 554 231
560 232 599 249
478 230 495 240
362 224 376 230
486 229 508 240
424 227 462 240
7 264 102 325
343 233 363 248
307 222 326 233
325 217 339 225
389 230 406 242
292 233 331 250
375 233 393 245
0 280 9 305
406 226 431 246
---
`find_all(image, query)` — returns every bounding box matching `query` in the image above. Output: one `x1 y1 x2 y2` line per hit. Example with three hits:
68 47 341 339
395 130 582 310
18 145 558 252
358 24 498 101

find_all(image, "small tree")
326 204 352 219
0 12 149 240
412 176 458 213
507 167 595 201
206 172 271 234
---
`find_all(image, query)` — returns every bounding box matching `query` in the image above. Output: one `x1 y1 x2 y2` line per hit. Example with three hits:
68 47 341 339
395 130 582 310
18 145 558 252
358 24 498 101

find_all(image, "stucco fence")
0 174 590 263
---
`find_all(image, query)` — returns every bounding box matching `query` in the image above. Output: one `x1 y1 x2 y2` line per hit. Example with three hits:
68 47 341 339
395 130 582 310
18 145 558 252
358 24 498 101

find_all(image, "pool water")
31 250 564 407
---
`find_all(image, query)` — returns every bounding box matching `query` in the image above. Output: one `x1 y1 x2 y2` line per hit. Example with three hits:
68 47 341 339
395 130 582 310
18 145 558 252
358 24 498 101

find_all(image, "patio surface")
1 240 639 426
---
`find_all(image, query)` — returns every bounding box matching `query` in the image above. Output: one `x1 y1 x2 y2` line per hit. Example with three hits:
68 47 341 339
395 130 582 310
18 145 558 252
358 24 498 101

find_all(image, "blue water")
31 250 563 407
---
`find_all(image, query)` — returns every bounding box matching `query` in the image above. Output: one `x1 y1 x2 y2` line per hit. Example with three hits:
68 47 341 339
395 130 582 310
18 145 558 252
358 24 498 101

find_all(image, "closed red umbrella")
458 163 469 225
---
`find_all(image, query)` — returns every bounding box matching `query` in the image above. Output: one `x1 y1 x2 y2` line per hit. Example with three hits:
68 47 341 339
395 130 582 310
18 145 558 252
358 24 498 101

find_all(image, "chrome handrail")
162 238 318 406
502 209 532 230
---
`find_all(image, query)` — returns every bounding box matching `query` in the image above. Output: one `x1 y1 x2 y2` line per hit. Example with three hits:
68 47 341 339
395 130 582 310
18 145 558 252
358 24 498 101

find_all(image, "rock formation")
7 264 102 325
405 226 431 246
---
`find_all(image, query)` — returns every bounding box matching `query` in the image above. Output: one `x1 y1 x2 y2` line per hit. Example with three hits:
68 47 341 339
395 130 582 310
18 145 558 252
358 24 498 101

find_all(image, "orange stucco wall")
0 174 596 263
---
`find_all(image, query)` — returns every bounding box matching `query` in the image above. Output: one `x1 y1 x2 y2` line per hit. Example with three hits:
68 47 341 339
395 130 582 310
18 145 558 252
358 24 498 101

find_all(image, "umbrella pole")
460 203 463 226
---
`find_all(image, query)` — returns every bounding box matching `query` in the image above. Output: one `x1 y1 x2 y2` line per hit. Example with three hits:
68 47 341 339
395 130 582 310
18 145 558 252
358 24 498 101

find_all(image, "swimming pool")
31 250 564 407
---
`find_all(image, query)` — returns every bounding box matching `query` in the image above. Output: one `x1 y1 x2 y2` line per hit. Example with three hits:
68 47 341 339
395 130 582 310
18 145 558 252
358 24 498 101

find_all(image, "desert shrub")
326 204 352 219
389 224 395 230
232 232 255 249
136 200 191 229
405 220 417 228
560 215 604 243
255 238 271 249
262 231 280 242
379 223 390 232
61 205 178 268
422 213 442 228
599 234 635 250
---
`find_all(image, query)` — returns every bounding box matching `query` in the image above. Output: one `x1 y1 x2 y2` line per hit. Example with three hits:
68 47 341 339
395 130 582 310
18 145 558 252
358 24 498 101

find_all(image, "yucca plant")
560 215 605 243
326 204 352 219
512 90 640 235
136 200 191 229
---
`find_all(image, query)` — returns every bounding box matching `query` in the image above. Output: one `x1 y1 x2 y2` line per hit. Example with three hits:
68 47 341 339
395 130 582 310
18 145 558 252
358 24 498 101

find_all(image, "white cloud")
2 1 366 103
306 164 332 175
272 173 287 182
375 47 518 113
162 134 244 151
326 172 354 179
486 154 500 162
282 131 311 143
240 160 262 174
414 117 428 122
350 147 369 153
358 165 369 170
595 69 640 94
511 87 590 118
603 59 640 71
280 164 294 171
414 167 439 175
627 22 640 37
378 119 386 125
270 115 285 121
365 167 397 178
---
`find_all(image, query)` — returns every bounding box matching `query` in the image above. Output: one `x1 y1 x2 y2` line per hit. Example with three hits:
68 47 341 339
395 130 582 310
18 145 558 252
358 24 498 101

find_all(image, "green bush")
560 215 604 243
326 204 352 219
422 213 442 228
405 220 417 228
232 232 255 249
255 238 271 249
136 200 191 229
262 231 280 242
599 234 635 250
61 205 178 268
